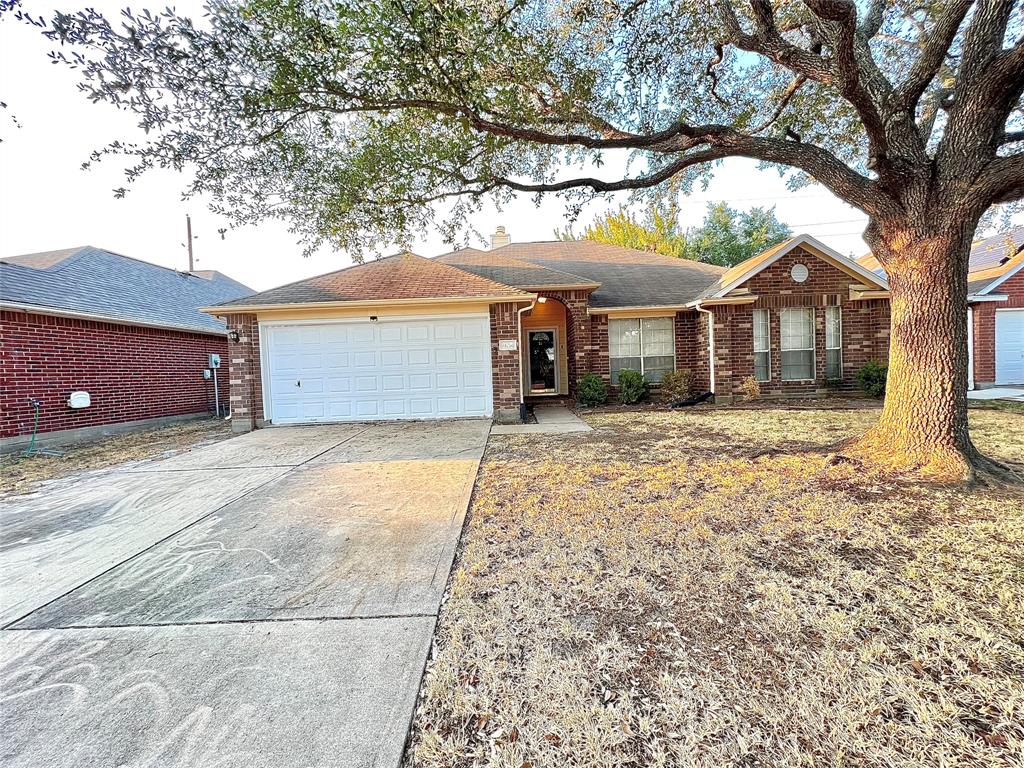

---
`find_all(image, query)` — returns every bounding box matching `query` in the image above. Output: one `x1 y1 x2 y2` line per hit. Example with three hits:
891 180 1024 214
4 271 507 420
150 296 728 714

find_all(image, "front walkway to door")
491 406 592 435
0 419 490 768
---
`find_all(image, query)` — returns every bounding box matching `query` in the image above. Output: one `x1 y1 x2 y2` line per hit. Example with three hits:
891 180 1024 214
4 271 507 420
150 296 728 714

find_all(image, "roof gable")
214 251 532 310
704 234 888 300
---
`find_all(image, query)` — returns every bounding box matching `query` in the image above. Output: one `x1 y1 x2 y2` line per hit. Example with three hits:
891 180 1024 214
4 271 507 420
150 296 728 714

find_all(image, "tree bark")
848 224 999 482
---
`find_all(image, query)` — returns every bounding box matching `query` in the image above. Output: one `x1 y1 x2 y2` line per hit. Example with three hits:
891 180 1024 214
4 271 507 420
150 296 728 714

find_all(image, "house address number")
498 339 518 351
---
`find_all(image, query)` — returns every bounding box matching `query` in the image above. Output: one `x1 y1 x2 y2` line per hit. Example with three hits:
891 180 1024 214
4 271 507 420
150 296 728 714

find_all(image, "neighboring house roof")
436 248 599 290
700 234 889 301
858 225 1024 296
453 240 727 309
0 245 253 335
212 251 533 310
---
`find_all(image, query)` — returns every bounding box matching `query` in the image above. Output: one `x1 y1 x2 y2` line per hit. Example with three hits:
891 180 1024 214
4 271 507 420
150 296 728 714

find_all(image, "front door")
527 329 558 394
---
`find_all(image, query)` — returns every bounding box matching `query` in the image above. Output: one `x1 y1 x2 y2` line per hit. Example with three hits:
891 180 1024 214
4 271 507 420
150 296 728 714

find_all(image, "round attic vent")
790 263 809 283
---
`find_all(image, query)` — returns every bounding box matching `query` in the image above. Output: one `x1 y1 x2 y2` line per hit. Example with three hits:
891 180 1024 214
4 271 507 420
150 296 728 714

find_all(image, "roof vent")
490 226 511 249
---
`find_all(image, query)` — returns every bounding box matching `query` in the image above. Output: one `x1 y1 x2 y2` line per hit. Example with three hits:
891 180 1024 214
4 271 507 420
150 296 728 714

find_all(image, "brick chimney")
490 225 511 249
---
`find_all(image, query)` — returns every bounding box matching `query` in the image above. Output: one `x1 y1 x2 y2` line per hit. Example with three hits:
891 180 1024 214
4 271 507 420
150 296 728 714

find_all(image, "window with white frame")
825 305 842 380
609 317 674 384
753 309 770 382
780 308 815 381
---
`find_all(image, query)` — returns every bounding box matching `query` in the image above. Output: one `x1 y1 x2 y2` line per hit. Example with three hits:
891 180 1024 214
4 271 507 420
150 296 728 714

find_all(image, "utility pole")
186 214 195 272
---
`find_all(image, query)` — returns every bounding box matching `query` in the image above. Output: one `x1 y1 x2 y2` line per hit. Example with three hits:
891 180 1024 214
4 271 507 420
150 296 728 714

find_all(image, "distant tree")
556 204 687 258
685 203 792 266
562 202 790 266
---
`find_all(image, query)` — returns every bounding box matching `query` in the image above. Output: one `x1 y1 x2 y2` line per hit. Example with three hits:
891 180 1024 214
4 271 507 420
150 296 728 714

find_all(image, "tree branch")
891 0 973 112
976 153 1024 205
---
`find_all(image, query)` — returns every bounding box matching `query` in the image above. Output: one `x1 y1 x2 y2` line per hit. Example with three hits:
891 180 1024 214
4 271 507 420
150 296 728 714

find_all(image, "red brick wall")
711 247 890 399
675 311 711 392
490 302 526 416
0 309 227 439
972 265 1024 385
225 313 263 431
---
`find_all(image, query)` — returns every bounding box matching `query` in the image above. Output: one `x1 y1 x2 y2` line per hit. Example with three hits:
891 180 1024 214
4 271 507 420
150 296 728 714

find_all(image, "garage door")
996 309 1024 384
263 317 493 423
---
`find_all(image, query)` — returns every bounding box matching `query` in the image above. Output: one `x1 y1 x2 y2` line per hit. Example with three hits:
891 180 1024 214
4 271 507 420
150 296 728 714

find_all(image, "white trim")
967 306 975 391
967 293 1010 302
589 304 689 315
972 256 1024 295
0 300 227 337
710 234 889 298
524 327 560 395
779 307 816 382
258 312 492 424
204 294 533 315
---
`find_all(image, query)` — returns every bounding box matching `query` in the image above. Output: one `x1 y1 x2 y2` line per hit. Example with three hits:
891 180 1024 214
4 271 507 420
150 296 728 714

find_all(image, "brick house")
1 246 253 450
860 226 1024 389
206 231 890 429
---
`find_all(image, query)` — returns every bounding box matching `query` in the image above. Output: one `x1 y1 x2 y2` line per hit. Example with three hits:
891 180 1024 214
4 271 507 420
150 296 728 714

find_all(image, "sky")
2 2 881 292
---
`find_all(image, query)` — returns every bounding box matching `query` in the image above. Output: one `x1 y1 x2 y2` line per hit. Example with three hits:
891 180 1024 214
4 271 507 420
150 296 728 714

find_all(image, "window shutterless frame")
779 308 815 381
608 316 675 384
752 309 770 382
825 306 842 380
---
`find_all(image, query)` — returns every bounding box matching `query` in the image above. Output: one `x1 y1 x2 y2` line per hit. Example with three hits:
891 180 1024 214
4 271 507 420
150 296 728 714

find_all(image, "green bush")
577 372 608 407
617 369 648 404
856 361 888 398
659 369 695 402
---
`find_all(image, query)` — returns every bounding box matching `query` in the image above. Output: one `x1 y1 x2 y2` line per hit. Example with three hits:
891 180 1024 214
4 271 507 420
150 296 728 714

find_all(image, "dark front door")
527 330 557 393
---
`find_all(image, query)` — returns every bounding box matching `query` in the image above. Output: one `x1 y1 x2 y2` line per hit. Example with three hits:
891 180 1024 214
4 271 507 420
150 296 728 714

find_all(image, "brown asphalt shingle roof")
214 251 532 309
436 248 598 289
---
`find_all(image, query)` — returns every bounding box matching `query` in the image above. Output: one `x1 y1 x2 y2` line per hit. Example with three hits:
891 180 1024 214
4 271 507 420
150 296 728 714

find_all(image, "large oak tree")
29 0 1024 480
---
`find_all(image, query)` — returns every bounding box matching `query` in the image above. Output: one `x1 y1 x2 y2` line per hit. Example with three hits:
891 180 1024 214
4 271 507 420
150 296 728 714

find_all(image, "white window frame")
753 309 770 382
779 308 816 382
825 305 842 380
608 316 676 384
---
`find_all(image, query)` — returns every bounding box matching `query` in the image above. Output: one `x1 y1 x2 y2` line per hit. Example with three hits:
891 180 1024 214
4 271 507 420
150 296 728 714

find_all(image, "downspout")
693 302 716 396
966 305 975 391
516 299 536 421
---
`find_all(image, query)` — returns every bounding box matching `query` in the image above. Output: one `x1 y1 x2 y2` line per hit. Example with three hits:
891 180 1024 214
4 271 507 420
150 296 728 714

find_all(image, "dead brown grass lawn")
0 418 233 496
409 407 1024 768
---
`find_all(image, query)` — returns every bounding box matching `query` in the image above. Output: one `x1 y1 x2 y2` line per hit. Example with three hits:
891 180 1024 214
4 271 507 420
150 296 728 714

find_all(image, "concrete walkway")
491 405 593 435
0 420 490 768
968 386 1024 401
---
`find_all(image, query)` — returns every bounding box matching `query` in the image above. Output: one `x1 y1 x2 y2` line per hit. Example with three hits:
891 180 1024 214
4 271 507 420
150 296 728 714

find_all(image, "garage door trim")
258 313 493 424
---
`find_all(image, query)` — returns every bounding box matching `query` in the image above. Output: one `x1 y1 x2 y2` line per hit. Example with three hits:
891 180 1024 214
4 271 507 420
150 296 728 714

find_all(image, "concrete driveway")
1 419 489 768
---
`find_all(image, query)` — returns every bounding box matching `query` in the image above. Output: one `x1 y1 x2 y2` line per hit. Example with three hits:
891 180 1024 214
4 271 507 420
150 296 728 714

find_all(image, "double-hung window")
753 309 770 381
780 308 815 381
825 306 842 380
609 317 674 384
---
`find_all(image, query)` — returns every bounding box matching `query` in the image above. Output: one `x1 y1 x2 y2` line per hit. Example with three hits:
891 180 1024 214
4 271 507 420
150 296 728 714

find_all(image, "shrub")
577 372 608 407
659 369 695 402
740 375 761 402
617 369 648 404
856 361 888 398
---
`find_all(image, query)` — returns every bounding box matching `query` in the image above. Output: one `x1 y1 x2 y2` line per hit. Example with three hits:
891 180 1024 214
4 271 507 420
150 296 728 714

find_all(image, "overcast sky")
1 2 908 292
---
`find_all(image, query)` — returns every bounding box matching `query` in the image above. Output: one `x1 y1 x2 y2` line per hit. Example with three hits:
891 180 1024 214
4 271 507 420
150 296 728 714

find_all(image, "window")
609 317 675 384
780 308 815 381
825 306 842 380
753 309 770 382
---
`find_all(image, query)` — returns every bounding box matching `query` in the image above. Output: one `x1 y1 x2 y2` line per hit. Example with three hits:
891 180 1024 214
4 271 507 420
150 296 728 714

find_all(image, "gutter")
0 301 228 337
692 302 716 395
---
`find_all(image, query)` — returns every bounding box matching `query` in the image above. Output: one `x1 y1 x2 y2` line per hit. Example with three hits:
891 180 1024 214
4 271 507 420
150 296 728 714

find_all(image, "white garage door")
996 309 1024 384
263 316 493 423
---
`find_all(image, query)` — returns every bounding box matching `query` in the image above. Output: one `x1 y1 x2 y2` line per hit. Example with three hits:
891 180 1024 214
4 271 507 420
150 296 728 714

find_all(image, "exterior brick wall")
490 302 527 420
588 313 609 379
711 247 890 399
675 311 711 392
971 266 1024 385
225 313 264 432
0 309 227 439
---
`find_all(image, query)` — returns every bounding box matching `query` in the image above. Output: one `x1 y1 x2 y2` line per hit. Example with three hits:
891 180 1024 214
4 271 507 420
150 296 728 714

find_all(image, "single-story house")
207 230 890 428
858 226 1024 389
0 246 253 450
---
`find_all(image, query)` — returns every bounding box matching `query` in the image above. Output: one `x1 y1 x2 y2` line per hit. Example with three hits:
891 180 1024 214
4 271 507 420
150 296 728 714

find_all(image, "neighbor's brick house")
207 231 893 429
0 246 252 449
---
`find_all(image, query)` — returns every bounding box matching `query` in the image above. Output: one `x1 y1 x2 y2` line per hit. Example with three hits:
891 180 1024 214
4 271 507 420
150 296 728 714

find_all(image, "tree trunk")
848 226 997 482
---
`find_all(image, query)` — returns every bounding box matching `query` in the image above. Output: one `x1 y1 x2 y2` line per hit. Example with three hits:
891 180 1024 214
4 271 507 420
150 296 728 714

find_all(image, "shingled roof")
0 246 253 334
212 251 533 310
436 248 599 290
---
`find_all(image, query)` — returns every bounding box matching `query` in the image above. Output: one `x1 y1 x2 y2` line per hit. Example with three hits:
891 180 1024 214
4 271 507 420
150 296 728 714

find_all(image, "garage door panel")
266 317 493 424
996 310 1024 384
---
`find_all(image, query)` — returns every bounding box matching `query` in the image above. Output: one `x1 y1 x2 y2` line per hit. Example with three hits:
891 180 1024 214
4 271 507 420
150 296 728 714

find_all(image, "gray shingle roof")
0 246 253 334
968 226 1024 272
489 241 726 308
436 248 598 289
